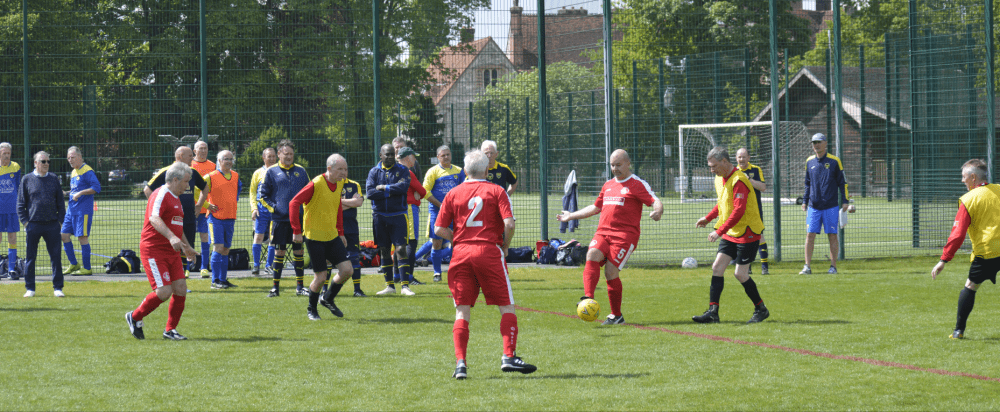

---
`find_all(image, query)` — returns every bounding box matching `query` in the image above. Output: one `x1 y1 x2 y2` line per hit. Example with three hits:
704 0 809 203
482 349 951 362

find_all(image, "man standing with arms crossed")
62 146 101 276
0 142 21 279
423 145 465 282
260 139 310 297
692 147 770 324
435 150 536 380
191 140 216 278
145 146 208 278
556 149 663 325
204 150 241 289
735 148 769 275
249 147 276 276
289 154 355 320
367 144 413 296
126 162 199 340
931 159 1000 340
481 140 518 196
800 133 849 275
393 147 426 287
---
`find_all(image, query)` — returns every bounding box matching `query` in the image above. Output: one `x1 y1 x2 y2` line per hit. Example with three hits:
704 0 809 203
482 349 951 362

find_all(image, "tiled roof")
426 37 493 105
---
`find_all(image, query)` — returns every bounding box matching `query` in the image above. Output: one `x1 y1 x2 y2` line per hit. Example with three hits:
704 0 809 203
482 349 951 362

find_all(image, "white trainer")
375 286 396 296
53 290 65 298
400 286 415 296
23 290 35 298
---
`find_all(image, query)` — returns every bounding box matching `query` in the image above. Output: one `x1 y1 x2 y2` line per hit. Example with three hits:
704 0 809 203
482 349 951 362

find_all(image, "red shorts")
589 233 638 270
141 249 185 290
448 243 513 307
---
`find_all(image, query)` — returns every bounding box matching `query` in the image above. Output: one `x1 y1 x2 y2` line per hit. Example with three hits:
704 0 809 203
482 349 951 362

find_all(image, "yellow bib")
714 169 764 238
959 184 1000 261
302 175 344 242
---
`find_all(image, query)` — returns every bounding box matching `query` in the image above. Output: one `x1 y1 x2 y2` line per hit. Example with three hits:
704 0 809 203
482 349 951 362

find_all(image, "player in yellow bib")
932 159 1000 339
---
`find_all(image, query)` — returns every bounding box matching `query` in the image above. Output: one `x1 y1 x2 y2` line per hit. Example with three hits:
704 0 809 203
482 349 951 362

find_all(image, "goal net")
677 121 813 202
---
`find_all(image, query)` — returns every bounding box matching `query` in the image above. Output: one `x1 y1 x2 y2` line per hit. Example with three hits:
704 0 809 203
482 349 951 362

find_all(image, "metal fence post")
768 0 782 262
886 33 894 202
908 0 919 247
468 101 474 149
199 0 208 139
486 100 492 148
450 103 455 147
22 0 30 165
631 61 638 158
859 45 866 198
659 58 666 196
505 98 511 165
372 0 382 160
525 96 530 192
834 0 845 260
987 0 997 181
602 0 614 178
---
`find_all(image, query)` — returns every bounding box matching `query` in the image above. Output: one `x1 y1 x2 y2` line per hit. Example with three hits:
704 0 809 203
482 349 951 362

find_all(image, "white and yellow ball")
577 299 601 322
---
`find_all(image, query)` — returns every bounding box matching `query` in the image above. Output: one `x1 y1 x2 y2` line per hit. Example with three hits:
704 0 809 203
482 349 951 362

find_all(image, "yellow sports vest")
714 169 765 238
959 184 1000 261
302 175 344 242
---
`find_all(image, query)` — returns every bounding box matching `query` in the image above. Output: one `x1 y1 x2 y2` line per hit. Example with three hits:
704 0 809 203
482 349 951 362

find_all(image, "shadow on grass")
490 372 649 380
194 335 305 342
356 317 453 325
633 319 849 327
509 278 545 282
0 307 78 312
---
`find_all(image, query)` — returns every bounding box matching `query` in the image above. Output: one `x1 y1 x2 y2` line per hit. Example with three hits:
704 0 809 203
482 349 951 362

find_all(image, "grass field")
2 256 999 410
14 192 967 274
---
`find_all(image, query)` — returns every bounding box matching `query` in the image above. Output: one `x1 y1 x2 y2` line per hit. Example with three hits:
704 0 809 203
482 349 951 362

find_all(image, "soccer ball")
681 257 698 269
577 299 600 322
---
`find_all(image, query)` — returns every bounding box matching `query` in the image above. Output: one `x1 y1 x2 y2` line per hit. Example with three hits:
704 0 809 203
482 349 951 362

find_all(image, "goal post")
677 121 812 202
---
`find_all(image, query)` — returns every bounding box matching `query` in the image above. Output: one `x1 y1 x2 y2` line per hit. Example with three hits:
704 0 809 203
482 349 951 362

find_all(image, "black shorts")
718 239 760 265
372 213 407 248
270 221 295 246
344 233 361 268
968 256 1000 285
305 238 350 272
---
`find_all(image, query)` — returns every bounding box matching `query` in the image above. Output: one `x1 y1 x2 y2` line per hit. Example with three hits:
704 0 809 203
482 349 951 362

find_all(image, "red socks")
607 277 623 317
582 260 601 298
453 319 469 362
165 295 186 331
132 291 163 321
500 313 518 357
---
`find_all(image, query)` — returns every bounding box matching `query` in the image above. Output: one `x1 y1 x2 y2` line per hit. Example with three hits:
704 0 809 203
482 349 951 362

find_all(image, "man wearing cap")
800 133 849 275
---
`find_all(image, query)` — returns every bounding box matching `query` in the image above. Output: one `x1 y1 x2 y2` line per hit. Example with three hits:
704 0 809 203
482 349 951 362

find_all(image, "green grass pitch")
2 256 999 410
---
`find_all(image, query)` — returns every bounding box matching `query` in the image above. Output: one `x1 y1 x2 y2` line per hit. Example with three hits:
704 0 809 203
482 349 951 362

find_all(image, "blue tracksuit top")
259 163 310 222
366 161 410 216
803 154 849 210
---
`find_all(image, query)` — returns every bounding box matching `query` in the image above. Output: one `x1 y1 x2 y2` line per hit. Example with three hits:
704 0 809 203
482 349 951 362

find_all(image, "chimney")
510 6 523 69
460 27 474 43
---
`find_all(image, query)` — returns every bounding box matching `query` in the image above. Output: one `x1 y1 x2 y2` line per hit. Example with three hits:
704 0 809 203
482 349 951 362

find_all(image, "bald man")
735 148 769 275
203 150 241 289
146 146 208 276
557 149 663 325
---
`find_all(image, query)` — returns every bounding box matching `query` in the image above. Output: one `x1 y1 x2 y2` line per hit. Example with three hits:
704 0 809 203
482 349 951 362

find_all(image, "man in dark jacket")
17 151 66 297
366 144 413 296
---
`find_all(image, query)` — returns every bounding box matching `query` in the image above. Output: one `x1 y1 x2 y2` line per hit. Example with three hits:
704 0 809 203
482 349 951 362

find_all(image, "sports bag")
106 249 142 274
228 248 250 270
506 246 534 263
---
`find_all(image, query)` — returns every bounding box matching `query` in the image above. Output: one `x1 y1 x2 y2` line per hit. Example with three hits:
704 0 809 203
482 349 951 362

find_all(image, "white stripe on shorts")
495 244 514 306
617 243 636 271
148 258 164 288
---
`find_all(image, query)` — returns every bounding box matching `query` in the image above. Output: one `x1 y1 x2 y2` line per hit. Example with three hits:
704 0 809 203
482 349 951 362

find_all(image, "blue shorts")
209 217 235 248
254 206 272 235
406 204 419 241
61 213 93 237
197 214 209 233
0 213 20 233
427 210 453 240
806 206 839 234
372 213 407 248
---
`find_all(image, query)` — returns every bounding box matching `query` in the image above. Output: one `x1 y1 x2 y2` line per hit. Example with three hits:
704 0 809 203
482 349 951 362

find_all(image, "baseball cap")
811 133 827 142
397 147 417 158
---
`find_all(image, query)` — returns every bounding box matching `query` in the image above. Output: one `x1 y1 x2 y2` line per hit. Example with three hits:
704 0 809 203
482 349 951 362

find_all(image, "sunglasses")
37 160 50 164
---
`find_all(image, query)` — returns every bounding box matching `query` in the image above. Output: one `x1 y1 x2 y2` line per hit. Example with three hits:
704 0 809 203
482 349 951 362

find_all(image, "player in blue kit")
61 146 101 276
0 142 21 279
422 145 465 282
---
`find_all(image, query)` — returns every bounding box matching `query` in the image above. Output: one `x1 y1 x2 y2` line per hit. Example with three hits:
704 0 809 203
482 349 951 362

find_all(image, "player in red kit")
126 162 199 340
434 150 536 380
556 149 663 325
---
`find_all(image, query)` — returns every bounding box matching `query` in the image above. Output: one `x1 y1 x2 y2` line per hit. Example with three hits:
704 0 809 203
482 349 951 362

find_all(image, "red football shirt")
435 179 513 246
141 186 185 254
593 174 658 239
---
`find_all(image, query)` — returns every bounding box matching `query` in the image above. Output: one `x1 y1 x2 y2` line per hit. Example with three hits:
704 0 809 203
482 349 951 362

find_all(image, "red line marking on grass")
514 305 1000 383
